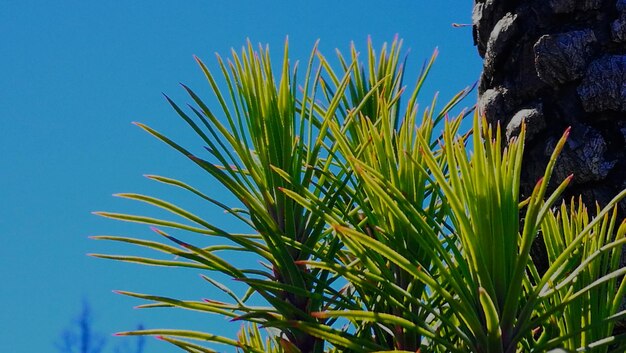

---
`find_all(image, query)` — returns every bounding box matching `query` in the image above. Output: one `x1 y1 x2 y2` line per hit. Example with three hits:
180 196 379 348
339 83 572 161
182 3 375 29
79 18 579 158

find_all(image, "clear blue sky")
0 1 481 352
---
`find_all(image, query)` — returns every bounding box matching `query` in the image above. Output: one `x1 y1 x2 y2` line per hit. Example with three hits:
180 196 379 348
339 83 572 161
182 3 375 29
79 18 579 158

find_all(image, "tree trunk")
472 0 626 269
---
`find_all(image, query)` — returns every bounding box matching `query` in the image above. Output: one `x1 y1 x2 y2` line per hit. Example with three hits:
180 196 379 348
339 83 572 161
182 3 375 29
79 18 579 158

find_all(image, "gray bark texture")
473 0 626 327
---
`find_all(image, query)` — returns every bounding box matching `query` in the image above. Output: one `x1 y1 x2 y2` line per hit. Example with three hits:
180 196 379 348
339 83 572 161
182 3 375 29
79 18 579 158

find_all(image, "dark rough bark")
473 0 626 324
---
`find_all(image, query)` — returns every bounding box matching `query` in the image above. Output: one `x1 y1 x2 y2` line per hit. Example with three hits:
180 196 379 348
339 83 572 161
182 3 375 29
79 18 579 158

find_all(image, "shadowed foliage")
56 301 145 353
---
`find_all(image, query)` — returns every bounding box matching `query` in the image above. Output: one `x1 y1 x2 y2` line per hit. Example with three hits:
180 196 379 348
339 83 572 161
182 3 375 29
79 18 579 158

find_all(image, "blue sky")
0 1 481 352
